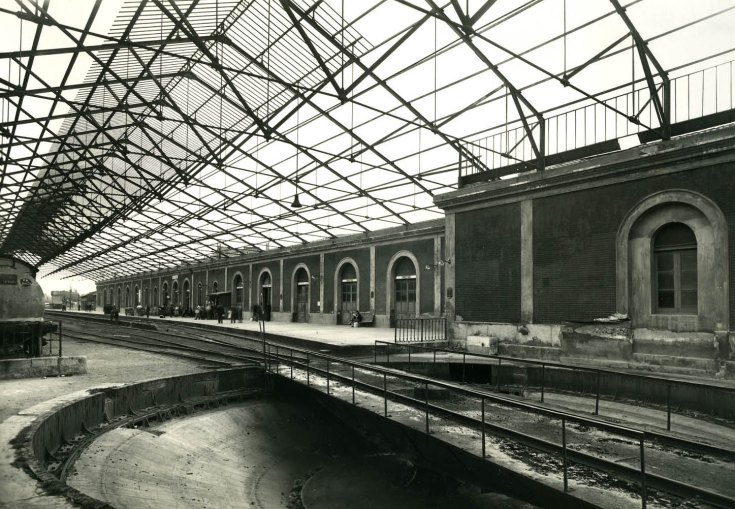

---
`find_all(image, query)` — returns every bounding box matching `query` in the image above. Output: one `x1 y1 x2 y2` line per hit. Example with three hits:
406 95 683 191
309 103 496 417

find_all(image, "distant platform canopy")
0 0 733 281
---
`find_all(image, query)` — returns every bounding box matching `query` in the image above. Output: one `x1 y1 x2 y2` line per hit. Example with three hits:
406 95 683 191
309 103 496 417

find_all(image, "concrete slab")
67 399 377 508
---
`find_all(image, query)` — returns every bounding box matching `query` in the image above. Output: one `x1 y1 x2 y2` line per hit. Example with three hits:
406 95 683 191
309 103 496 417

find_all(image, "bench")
357 311 374 327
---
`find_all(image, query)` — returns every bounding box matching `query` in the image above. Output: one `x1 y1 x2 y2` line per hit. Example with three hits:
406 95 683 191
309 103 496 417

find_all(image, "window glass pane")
656 252 674 271
654 223 696 250
680 251 697 270
681 270 697 291
681 291 697 309
657 273 674 290
658 291 675 308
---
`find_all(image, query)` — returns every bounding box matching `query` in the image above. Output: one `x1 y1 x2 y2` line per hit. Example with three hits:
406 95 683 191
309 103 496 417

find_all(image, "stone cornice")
435 124 735 213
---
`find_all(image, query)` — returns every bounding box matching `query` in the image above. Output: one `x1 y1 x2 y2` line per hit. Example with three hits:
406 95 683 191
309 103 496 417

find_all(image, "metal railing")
261 342 734 509
460 59 735 177
374 340 735 431
0 320 61 357
394 317 447 343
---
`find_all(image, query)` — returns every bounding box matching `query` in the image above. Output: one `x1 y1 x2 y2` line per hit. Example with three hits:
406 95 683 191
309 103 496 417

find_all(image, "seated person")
348 310 362 326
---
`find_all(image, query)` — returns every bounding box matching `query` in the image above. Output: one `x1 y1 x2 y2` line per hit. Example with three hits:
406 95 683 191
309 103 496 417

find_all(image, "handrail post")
374 341 377 363
666 383 672 432
352 365 355 404
595 370 601 415
424 381 429 433
562 417 568 492
306 352 310 386
59 321 63 358
462 352 466 383
394 321 398 343
496 357 501 392
640 434 647 509
276 345 279 374
408 345 412 372
290 349 294 379
326 358 330 395
541 363 545 403
433 348 436 364
481 397 486 458
387 343 390 364
383 373 388 417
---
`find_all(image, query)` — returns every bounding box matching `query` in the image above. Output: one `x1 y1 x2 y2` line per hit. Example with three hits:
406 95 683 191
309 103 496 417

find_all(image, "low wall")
14 367 263 507
271 375 596 509
383 360 735 421
0 356 86 379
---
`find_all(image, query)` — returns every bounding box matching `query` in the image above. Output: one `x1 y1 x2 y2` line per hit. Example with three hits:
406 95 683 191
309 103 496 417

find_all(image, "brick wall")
455 203 521 323
533 164 735 324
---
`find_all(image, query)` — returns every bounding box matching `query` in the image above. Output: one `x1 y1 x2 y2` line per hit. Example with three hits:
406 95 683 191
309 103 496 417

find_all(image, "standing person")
205 302 211 320
230 306 237 323
217 303 224 324
145 306 150 318
195 305 200 320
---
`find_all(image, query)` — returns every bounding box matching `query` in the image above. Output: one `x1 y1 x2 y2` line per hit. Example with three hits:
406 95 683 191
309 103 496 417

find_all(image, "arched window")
654 223 697 313
212 281 218 293
197 282 203 306
172 281 179 306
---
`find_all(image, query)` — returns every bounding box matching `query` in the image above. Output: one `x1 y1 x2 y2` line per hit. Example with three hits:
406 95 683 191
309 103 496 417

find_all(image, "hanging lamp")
291 87 302 209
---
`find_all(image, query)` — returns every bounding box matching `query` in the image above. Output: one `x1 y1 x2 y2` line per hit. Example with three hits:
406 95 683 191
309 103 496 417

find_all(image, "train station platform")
46 310 395 356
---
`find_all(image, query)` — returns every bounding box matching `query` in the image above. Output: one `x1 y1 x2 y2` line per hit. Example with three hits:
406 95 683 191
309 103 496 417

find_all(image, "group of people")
106 302 242 324
192 303 238 323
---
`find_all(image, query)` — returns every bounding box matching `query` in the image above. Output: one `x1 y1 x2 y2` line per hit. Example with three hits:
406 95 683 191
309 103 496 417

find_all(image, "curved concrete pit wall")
14 367 263 507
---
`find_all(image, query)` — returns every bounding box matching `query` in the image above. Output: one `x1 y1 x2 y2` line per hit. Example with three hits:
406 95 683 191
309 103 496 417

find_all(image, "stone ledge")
0 356 87 380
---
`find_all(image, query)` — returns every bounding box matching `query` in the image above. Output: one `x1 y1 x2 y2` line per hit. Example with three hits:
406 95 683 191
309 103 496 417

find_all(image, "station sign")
0 274 18 285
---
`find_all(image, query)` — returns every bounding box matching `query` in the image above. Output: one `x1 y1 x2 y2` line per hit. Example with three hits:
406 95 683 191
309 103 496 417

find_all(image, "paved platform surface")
54 309 395 346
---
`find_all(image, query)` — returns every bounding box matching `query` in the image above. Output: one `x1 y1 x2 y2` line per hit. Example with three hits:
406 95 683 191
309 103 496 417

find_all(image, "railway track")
59 315 735 508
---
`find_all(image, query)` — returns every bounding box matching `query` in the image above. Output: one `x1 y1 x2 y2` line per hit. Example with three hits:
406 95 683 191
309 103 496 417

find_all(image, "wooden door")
296 284 308 322
394 278 416 319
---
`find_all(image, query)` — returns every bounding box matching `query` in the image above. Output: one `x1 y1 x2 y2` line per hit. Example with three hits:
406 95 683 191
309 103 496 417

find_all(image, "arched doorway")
124 286 130 307
294 267 309 323
143 288 148 307
153 286 158 307
260 272 272 321
233 274 244 320
197 282 203 306
134 286 139 307
393 257 417 320
339 263 357 324
172 281 179 308
183 280 190 310
162 282 169 307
